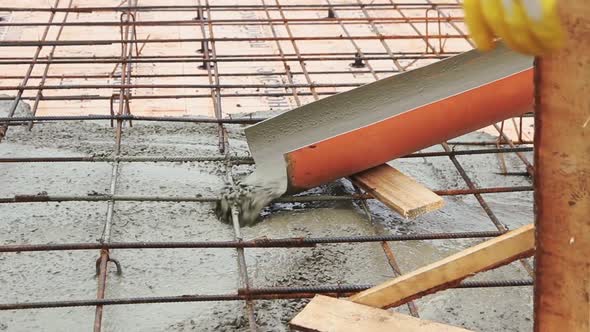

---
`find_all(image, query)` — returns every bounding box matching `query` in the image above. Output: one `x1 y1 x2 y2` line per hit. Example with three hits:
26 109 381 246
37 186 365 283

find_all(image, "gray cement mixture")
1 99 535 331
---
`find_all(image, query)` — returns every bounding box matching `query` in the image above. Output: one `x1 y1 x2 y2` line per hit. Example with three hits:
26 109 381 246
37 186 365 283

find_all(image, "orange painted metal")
285 68 533 191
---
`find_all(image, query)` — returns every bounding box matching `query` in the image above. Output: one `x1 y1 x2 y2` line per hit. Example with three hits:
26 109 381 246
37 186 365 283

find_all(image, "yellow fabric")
463 0 564 55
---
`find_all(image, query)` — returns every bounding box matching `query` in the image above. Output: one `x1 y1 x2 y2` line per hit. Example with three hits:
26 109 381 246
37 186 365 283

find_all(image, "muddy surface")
1 102 534 331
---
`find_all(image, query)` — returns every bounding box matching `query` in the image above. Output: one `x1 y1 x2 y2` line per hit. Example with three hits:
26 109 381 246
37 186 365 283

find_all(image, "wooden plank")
349 224 535 309
534 1 590 330
351 164 444 218
290 295 471 332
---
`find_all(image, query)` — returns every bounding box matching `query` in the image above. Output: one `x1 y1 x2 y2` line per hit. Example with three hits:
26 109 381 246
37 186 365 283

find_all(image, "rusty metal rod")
0 54 453 65
0 279 532 311
436 186 533 195
0 50 459 60
407 147 533 157
0 156 254 163
0 239 314 252
0 92 345 101
240 279 534 295
2 93 542 107
0 230 505 252
94 6 139 330
0 147 533 164
448 140 535 145
0 115 263 124
0 68 403 80
0 35 472 47
0 17 465 27
0 4 462 13
0 82 370 91
0 187 533 204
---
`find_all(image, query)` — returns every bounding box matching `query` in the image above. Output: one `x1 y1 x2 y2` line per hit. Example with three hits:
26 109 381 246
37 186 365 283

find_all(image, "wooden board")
351 164 444 218
349 224 535 309
290 295 471 332
534 1 590 330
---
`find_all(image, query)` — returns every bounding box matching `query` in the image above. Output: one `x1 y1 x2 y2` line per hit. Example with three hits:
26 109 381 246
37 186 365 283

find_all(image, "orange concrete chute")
244 43 533 195
285 67 533 190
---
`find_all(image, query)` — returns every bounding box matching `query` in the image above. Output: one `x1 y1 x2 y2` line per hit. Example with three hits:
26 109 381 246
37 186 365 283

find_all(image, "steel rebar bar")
0 279 532 311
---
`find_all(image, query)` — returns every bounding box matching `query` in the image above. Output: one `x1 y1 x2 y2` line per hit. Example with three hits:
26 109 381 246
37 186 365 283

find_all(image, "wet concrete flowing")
216 171 286 227
1 99 535 331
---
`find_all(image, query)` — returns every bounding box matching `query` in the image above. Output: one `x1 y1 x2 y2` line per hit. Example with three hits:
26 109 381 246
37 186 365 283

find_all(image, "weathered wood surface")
351 164 444 218
534 1 590 330
349 224 535 309
290 295 471 332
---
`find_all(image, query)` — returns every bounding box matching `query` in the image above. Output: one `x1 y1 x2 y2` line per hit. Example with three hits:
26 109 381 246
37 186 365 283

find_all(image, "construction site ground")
0 1 535 331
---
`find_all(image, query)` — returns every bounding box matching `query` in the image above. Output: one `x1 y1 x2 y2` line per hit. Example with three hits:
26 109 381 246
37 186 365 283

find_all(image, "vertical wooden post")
534 1 590 331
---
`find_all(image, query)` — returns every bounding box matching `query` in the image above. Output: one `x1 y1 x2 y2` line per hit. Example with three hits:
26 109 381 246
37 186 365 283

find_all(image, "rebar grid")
0 1 535 331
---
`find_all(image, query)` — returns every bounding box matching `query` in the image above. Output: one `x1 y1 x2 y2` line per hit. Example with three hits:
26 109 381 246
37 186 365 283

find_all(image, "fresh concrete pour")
1 98 534 331
218 45 532 227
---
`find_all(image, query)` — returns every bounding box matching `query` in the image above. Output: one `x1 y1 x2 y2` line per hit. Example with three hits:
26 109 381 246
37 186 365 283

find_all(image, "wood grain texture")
534 1 590 330
290 295 471 332
349 224 535 309
351 164 444 218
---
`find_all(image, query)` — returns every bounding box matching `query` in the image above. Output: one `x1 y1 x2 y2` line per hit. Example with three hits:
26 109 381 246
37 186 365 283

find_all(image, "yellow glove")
463 0 565 55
